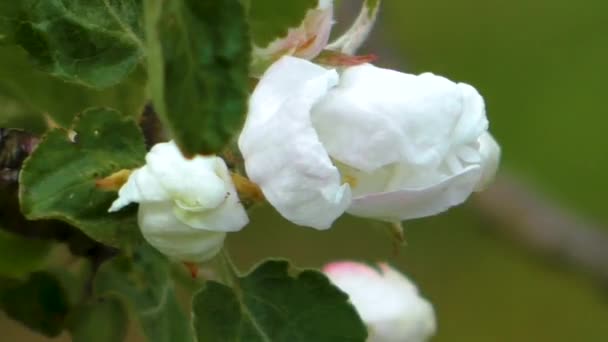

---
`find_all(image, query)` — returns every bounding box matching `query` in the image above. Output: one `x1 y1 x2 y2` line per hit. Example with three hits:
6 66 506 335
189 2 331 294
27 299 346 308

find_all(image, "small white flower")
239 56 500 229
109 141 248 262
323 262 436 342
252 0 333 63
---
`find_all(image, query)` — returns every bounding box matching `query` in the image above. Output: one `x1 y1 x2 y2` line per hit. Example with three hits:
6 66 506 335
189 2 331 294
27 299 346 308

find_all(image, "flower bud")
109 141 248 262
239 56 500 229
324 262 436 342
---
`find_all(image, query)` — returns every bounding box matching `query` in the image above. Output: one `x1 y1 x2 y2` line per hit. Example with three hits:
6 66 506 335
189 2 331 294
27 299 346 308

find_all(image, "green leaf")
192 260 368 342
94 244 194 342
0 271 71 337
0 93 46 133
19 108 146 248
0 3 20 44
144 0 250 156
68 298 129 342
11 0 144 88
0 229 52 278
0 45 146 128
248 0 317 47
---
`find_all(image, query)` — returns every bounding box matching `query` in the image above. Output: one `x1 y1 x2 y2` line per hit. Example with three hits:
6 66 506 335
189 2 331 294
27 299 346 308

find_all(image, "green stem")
214 249 240 288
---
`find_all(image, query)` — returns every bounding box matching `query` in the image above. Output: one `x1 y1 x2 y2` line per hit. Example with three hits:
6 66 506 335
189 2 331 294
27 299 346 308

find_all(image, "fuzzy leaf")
11 0 144 88
0 3 20 44
0 229 52 279
19 108 146 248
68 298 129 342
0 45 146 128
94 244 194 342
192 260 367 342
0 271 71 337
144 0 250 156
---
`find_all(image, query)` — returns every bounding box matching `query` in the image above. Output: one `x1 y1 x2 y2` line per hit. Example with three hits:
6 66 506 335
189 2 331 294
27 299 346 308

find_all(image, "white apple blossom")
239 56 500 229
324 262 436 342
252 0 333 63
109 141 248 262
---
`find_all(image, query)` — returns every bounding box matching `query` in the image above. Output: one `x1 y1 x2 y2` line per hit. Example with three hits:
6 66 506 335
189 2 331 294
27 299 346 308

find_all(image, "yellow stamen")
343 174 358 188
231 173 264 203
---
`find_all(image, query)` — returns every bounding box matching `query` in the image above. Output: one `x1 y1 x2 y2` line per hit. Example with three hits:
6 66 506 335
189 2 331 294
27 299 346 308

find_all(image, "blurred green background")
3 0 608 341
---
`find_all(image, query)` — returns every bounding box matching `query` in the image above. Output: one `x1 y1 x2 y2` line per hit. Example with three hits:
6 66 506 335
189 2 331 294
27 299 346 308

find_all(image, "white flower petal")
452 83 488 146
312 66 470 172
239 56 351 229
146 141 228 211
347 165 482 221
475 132 501 191
324 262 436 342
108 166 170 212
173 160 249 232
138 202 226 262
109 140 249 260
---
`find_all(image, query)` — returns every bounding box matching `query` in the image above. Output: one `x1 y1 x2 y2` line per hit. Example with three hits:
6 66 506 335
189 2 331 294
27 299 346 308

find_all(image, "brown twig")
472 173 608 284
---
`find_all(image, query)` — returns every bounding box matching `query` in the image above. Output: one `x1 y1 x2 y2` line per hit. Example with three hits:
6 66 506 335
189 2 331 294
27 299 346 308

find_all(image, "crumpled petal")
138 202 226 262
452 83 488 147
475 132 501 191
239 56 351 229
324 262 436 342
173 158 249 232
108 166 170 212
145 141 228 211
312 65 487 173
347 165 482 222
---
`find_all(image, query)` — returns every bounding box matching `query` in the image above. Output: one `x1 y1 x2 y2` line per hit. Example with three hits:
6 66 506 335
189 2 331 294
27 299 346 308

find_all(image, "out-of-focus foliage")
144 0 251 156
94 245 194 342
1 271 72 337
67 298 129 342
0 230 52 279
0 46 146 128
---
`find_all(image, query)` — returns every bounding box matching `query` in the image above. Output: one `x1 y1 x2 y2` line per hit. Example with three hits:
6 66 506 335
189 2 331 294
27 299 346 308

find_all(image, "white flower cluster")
109 1 499 340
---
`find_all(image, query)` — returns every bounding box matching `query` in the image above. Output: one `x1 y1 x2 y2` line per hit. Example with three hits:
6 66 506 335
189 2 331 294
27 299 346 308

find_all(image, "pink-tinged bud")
324 262 436 342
